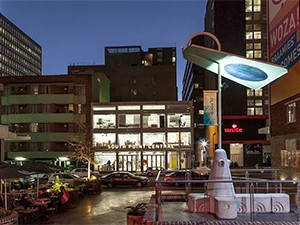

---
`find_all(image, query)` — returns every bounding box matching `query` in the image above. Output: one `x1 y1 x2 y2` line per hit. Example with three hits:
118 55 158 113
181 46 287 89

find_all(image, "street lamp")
182 31 288 218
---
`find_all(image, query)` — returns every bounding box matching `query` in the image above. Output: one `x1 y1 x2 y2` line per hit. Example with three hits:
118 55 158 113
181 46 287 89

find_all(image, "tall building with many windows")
182 0 270 167
0 14 42 77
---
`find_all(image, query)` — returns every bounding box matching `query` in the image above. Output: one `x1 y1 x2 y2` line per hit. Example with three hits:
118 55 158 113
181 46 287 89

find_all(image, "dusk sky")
1 0 207 100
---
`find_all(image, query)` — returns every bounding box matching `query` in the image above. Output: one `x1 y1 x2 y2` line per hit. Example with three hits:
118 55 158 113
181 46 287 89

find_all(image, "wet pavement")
42 186 155 225
40 185 300 225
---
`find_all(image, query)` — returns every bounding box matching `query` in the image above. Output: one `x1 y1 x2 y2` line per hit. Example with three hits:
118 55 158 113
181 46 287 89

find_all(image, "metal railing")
153 170 300 223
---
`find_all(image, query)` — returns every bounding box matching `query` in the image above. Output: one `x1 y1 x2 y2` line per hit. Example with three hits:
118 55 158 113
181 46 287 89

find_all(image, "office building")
182 0 270 167
68 46 177 102
0 14 42 77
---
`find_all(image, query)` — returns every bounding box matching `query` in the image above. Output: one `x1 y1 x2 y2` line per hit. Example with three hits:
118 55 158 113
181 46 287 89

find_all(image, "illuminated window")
246 32 253 39
194 83 199 89
246 43 253 49
287 103 296 123
255 89 262 96
247 100 254 106
254 43 261 49
255 100 262 106
255 107 263 115
253 32 261 39
172 57 176 63
246 50 254 58
254 50 262 58
247 108 255 115
247 89 254 96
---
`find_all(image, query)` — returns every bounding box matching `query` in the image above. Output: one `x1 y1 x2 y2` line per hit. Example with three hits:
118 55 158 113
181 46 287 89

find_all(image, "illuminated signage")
224 124 243 133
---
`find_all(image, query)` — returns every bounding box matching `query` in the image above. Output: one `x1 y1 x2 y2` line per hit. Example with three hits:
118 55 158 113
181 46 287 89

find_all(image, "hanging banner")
204 90 217 126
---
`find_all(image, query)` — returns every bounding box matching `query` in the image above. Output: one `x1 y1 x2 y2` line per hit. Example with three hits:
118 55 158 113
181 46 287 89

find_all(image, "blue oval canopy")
224 64 268 82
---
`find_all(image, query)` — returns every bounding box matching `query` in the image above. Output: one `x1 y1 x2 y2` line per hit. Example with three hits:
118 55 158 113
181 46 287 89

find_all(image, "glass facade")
92 102 193 172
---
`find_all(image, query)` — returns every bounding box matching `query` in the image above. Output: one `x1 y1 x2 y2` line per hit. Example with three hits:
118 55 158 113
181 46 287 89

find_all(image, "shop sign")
224 124 243 133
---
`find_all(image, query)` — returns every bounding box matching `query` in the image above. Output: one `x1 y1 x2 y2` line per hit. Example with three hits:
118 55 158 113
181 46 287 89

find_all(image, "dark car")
101 172 149 188
164 170 209 186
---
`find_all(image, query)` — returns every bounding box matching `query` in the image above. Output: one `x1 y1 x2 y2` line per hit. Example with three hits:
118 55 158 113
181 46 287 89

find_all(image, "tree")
67 124 94 179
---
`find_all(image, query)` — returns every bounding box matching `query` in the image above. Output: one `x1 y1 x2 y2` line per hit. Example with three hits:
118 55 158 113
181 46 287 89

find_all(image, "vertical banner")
203 90 217 126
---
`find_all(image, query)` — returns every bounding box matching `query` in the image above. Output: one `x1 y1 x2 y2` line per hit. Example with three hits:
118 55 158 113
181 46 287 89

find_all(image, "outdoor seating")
17 208 39 225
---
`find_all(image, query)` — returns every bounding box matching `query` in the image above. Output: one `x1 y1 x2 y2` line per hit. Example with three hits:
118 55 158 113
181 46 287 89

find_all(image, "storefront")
222 115 270 167
92 102 194 172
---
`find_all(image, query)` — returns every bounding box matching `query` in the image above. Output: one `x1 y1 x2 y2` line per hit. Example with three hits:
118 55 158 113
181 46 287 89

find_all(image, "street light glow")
182 44 288 90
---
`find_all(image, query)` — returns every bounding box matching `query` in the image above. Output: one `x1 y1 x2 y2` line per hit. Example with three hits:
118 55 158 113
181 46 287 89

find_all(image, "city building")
68 46 177 102
269 0 300 179
0 74 109 165
182 0 270 167
92 101 193 172
0 14 42 77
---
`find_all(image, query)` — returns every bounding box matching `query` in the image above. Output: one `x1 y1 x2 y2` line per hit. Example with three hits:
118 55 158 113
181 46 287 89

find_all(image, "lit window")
253 5 261 12
254 43 261 49
255 89 262 96
194 83 199 89
287 103 296 123
247 89 254 96
198 110 204 115
247 108 255 115
246 43 253 50
254 32 261 39
255 107 263 115
246 32 253 39
247 100 254 106
246 50 254 58
255 100 262 106
254 50 262 58
172 57 176 63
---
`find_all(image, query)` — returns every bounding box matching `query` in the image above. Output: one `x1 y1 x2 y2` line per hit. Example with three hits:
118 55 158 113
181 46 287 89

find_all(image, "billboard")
269 0 300 70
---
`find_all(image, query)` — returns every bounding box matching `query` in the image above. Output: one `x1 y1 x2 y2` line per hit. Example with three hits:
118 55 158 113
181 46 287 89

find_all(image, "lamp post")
182 31 288 218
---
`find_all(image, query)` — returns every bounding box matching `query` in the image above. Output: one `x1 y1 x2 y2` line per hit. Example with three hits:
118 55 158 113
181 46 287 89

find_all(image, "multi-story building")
92 101 193 172
182 0 270 167
0 14 42 77
0 74 109 165
269 0 300 180
68 46 177 102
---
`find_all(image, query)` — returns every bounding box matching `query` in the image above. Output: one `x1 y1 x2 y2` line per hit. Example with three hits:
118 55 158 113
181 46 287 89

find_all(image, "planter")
126 214 144 225
0 210 18 225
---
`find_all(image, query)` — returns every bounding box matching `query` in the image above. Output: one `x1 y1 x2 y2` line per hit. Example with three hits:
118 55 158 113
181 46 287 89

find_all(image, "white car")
70 168 99 177
47 172 81 185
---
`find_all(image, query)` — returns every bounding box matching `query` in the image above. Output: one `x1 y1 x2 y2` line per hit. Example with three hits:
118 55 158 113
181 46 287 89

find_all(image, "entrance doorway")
143 153 165 171
118 155 137 172
230 143 244 167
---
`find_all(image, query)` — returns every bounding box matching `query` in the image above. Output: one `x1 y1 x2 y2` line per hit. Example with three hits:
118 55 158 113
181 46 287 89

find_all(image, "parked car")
47 172 82 185
101 172 149 188
9 176 35 190
164 170 209 186
70 168 99 177
145 166 166 177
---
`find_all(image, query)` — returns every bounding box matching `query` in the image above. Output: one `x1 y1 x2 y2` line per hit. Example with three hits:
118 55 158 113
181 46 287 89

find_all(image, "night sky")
1 0 207 100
